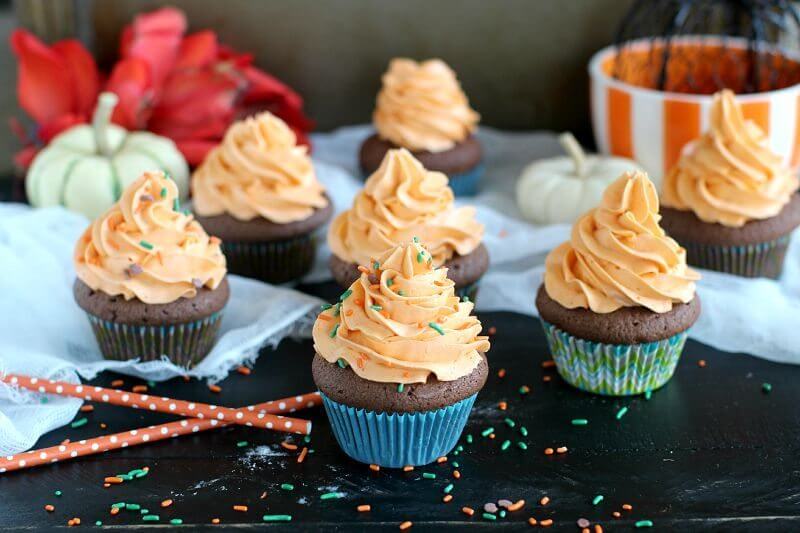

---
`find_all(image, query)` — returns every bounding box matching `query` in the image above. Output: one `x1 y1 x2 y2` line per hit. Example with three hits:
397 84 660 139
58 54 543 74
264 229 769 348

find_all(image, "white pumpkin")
516 133 643 225
26 92 189 220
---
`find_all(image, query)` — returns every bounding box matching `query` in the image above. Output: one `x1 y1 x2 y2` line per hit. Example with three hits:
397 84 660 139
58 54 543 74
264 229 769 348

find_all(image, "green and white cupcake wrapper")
222 233 317 284
86 312 223 368
682 234 791 279
541 320 688 396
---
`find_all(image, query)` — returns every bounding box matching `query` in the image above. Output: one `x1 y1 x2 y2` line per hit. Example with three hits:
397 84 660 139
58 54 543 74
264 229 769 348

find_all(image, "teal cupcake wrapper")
86 312 223 368
683 234 791 279
222 233 317 284
541 320 688 396
321 393 477 468
447 163 484 197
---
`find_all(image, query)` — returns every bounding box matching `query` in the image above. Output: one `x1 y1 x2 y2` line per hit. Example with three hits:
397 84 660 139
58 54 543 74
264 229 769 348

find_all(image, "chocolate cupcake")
192 112 333 284
536 171 701 396
329 148 488 302
312 241 490 467
661 90 800 278
359 58 482 196
74 171 228 366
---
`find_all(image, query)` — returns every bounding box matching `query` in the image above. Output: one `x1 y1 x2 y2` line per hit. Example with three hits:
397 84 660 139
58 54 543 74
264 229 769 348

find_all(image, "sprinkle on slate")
483 512 497 521
498 401 508 410
139 240 154 250
520 426 528 437
142 515 159 521
556 446 568 454
280 483 294 491
635 520 654 528
45 504 55 512
504 417 516 428
330 324 341 338
170 519 183 525
357 504 371 512
422 472 436 479
540 496 550 506
644 389 652 400
519 385 530 394
429 322 445 335
70 418 87 429
403 465 414 472
762 382 772 393
571 418 588 426
698 359 706 367
233 505 248 512
236 441 249 448
399 520 413 530
518 442 528 450
208 384 222 393
462 507 475 516
442 494 453 503
321 492 345 500
397 383 405 392
481 427 494 437
616 406 629 420
540 518 554 526
443 484 454 494
622 504 633 511
161 499 173 508
501 440 511 451
263 515 292 522
592 495 604 505
484 503 498 513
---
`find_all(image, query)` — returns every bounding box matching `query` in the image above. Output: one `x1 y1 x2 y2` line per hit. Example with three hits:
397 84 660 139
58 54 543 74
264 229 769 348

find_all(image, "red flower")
10 7 312 168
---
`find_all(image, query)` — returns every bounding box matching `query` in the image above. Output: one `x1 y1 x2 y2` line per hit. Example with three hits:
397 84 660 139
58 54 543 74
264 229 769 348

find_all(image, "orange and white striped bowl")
589 38 800 185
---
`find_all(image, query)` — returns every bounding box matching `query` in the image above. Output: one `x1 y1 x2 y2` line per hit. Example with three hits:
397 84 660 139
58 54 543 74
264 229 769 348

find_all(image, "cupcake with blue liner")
330 148 488 302
74 170 229 367
536 171 701 396
192 111 333 284
312 240 490 467
359 58 483 196
661 90 800 279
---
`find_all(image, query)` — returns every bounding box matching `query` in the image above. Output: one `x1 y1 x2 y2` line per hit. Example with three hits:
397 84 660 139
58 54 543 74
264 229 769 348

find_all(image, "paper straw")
0 373 310 435
0 392 321 474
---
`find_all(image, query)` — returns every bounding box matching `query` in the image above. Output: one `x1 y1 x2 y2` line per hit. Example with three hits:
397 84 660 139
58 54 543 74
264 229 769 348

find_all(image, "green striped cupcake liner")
541 320 688 396
682 234 791 279
86 312 223 368
222 233 317 284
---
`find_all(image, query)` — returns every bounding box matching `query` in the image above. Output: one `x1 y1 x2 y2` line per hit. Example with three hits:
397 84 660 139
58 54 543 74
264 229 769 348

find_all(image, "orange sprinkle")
399 521 413 530
67 519 75 527
453 470 461 479
208 384 222 393
369 464 380 472
462 506 475 516
100 423 107 429
489 433 496 439
233 505 248 512
497 368 506 378
381 310 391 319
487 326 497 336
369 284 381 290
583 529 590 533
541 360 556 368
110 507 120 516
403 465 414 472
595 525 604 533
358 266 370 274
79 405 94 413
236 366 251 375
318 314 332 321
345 309 354 317
436 456 447 463
698 359 707 367
211 518 220 524
357 504 371 512
498 401 508 411
612 512 621 518
542 375 552 382
540 496 550 506
556 446 568 454
103 483 110 488
297 447 308 463
281 441 298 451
73 518 81 525
442 494 453 503
527 517 538 526
45 504 55 512
507 499 525 512
540 519 553 527
161 499 173 508
354 298 364 306
104 477 124 484
132 385 148 393
210 237 221 245
110 380 124 387
622 504 633 511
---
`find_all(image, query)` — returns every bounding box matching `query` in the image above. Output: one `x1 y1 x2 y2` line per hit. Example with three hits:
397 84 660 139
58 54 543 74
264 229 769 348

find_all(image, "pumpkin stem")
92 92 119 158
558 132 587 178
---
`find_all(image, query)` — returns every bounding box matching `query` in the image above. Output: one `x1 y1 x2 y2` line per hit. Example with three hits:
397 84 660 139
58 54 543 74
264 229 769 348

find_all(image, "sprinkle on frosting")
373 58 479 153
74 171 226 304
192 111 328 223
544 171 699 314
312 241 490 384
328 148 484 266
663 89 799 227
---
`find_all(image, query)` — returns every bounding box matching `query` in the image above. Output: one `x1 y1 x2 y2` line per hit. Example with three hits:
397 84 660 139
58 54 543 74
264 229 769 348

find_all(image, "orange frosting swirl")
192 111 328 223
312 241 490 384
373 58 479 153
75 171 227 304
544 171 699 314
663 90 799 227
328 148 484 266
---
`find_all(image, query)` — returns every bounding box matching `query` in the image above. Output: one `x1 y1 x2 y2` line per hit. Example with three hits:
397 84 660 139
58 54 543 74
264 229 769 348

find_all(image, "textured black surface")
0 282 799 531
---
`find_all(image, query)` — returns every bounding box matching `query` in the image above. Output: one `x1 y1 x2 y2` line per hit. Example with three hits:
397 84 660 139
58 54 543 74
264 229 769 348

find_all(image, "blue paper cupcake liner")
682 234 791 279
321 393 477 467
222 233 317 284
86 312 223 368
447 163 484 197
541 320 688 396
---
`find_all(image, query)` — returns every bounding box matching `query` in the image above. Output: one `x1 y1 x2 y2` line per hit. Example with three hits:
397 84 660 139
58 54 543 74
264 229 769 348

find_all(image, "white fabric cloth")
1 125 799 455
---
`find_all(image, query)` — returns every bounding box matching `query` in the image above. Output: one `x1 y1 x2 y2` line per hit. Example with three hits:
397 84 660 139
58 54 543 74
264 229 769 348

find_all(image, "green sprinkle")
170 519 183 525
280 483 294 491
482 512 497 521
140 509 149 515
320 303 332 311
504 417 516 428
54 491 62 497
70 418 87 429
95 520 103 526
397 290 405 296
337 357 348 368
40 397 48 404
134 470 147 478
236 441 249 448
644 389 652 400
481 427 494 437
373 261 380 270
451 461 459 468
139 240 154 250
370 305 383 311
339 289 352 301
330 324 340 338
592 494 604 505
443 483 454 494
417 250 425 263
462 295 470 302
762 382 772 393
117 474 133 481
333 303 341 316
428 322 445 335
466 434 473 444
173 198 179 211
501 440 511 451
520 426 528 437
126 503 141 511
518 386 529 394
616 406 629 420
160 187 167 198
386 278 394 287
412 236 420 243
142 515 159 522
182 208 191 216
111 502 125 509
635 520 654 528
452 450 460 456
422 472 436 479
397 383 405 392
517 442 528 450
320 491 345 500
303 435 311 443
263 515 292 522
571 418 589 426
499 510 507 518
127 469 144 477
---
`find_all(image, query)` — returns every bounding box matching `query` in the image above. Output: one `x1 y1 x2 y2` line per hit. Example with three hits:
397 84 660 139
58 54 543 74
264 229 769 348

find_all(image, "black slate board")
0 282 799 532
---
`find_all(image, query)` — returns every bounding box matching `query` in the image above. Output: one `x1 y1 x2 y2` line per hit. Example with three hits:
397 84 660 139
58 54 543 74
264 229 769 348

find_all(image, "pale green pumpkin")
26 92 189 220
